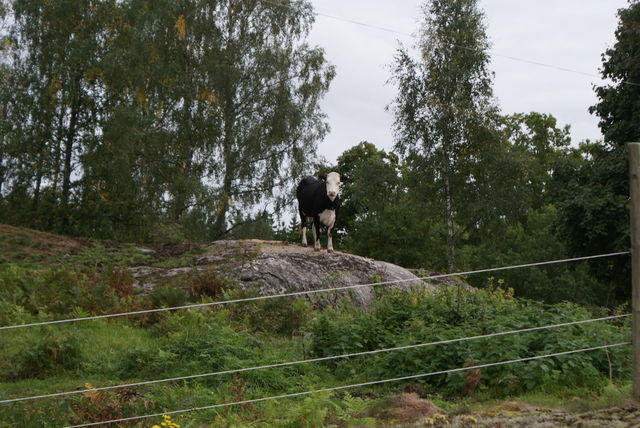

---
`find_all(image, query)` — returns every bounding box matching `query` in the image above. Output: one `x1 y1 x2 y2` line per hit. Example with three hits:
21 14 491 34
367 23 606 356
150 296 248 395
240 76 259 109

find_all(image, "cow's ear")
318 174 327 181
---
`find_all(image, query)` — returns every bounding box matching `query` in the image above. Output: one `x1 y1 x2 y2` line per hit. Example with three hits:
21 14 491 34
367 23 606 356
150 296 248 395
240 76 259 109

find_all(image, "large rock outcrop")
129 240 438 307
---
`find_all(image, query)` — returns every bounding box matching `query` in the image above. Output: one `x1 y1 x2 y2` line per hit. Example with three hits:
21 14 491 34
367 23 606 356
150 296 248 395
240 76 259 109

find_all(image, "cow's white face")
325 171 341 201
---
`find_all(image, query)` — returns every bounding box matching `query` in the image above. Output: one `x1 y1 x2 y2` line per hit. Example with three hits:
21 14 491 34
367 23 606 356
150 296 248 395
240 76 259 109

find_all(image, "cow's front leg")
312 216 321 251
327 226 334 252
299 210 308 246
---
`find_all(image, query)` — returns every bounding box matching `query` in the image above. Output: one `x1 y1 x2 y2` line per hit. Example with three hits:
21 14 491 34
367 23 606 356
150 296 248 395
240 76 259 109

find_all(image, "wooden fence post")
628 142 640 401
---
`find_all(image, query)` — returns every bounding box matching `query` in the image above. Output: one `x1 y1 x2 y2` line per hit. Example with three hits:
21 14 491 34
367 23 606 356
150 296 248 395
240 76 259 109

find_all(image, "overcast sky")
307 0 629 163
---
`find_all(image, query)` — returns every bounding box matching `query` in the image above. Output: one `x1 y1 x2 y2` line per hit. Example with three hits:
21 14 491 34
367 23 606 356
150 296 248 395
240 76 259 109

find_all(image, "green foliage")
459 206 602 304
148 284 190 310
0 268 632 426
550 143 630 305
3 331 82 380
0 0 334 241
308 287 631 397
590 0 640 146
390 0 499 271
0 263 118 318
117 311 258 377
334 142 401 234
540 0 640 305
227 292 312 336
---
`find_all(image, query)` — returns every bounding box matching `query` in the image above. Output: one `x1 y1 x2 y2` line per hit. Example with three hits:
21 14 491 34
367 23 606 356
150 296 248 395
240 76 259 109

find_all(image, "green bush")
226 291 312 336
0 264 119 319
118 311 259 378
308 286 631 397
148 284 190 309
3 331 83 380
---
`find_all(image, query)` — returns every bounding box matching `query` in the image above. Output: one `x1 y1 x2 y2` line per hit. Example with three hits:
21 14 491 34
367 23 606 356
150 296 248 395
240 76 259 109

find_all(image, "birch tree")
390 0 497 271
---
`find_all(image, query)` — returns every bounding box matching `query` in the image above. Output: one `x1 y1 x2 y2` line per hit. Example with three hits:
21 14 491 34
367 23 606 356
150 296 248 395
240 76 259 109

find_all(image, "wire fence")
0 3 636 426
0 251 633 427
1 313 629 405
0 251 628 331
64 342 632 428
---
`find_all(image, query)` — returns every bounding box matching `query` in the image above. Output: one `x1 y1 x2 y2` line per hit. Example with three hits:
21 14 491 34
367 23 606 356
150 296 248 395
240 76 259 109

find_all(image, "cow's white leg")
319 209 336 252
301 226 307 246
312 220 321 251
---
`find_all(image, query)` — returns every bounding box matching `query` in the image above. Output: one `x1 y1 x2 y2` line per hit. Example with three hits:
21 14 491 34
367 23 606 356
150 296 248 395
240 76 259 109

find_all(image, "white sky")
308 0 629 163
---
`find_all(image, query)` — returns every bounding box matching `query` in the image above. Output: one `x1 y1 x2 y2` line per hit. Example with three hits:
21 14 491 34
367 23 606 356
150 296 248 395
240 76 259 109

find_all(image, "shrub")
0 264 120 319
118 311 258 377
108 268 134 298
148 284 190 309
226 291 312 336
188 269 233 299
4 331 83 380
308 286 631 398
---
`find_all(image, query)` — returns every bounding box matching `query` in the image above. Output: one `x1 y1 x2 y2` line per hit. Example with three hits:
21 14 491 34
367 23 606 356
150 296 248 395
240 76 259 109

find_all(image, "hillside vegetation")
0 225 635 427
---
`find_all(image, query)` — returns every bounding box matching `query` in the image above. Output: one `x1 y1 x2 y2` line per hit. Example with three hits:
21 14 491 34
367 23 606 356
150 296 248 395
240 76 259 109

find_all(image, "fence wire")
64 342 632 428
0 251 629 331
0 313 629 404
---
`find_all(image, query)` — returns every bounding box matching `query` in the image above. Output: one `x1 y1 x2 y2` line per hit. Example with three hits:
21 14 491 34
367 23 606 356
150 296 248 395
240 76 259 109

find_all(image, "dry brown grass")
0 223 88 265
374 393 444 423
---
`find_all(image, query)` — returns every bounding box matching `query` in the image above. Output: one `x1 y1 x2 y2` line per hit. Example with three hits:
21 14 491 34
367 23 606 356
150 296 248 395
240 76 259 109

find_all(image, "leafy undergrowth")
0 224 89 267
0 223 206 271
0 226 635 426
0 287 633 426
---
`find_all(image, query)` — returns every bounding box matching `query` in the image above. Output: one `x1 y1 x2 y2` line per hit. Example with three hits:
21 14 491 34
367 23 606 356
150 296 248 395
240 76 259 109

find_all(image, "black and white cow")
296 172 341 252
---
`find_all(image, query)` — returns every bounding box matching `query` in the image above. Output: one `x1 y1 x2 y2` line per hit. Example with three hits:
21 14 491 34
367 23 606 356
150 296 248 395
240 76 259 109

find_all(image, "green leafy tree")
390 0 499 272
1 0 112 231
590 0 640 146
335 142 400 234
0 0 334 241
202 0 335 238
550 142 630 305
550 1 640 304
0 0 12 199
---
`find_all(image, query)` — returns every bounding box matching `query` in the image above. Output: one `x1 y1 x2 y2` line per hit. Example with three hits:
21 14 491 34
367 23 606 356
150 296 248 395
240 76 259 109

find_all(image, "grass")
0 224 208 271
0 306 633 426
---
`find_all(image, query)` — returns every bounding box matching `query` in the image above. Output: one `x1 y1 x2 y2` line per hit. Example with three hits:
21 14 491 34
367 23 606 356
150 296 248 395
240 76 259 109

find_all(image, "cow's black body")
296 176 340 251
296 177 340 217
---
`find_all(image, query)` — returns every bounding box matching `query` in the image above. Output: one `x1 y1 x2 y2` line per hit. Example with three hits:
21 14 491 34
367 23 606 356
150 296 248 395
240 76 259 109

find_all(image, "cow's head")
323 171 341 201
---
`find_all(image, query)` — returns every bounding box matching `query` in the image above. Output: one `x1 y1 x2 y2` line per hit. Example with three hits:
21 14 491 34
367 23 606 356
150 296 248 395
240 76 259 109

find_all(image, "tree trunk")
52 112 64 199
442 129 456 273
172 26 196 223
444 172 455 273
213 164 233 238
212 4 237 239
33 153 43 214
60 77 81 224
213 104 236 238
172 99 194 222
0 155 4 196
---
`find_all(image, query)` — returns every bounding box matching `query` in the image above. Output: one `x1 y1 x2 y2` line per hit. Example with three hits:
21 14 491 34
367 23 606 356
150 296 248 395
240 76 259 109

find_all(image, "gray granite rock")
129 239 436 307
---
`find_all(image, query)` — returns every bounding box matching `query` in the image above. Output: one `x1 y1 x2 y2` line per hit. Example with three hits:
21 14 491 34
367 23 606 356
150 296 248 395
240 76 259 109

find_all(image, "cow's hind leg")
299 209 308 246
312 216 321 251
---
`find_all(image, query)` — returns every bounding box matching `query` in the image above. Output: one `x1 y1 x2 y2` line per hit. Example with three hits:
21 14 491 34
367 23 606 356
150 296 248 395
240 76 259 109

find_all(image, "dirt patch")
453 404 640 427
488 401 537 413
